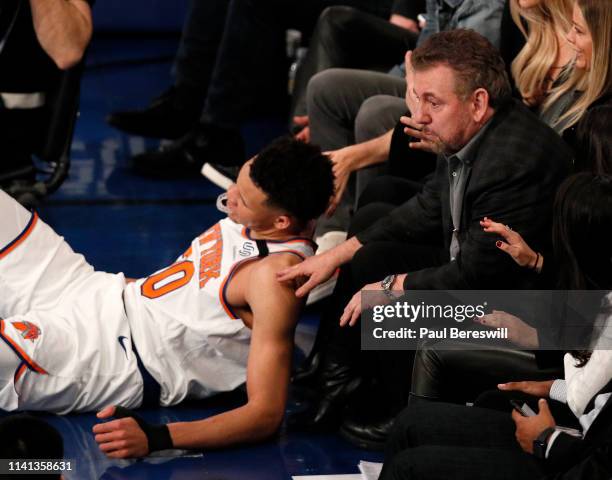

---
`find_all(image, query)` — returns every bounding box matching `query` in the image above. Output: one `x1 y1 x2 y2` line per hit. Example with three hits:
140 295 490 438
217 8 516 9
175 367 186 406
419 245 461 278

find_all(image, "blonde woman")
510 0 576 108
545 0 612 136
482 0 612 288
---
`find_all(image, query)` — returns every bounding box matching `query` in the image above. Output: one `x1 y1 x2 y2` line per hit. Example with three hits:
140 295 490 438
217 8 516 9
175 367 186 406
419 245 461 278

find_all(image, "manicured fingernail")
496 241 502 247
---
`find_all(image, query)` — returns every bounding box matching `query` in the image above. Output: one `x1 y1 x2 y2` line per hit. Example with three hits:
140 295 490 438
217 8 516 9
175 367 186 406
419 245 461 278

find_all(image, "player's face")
226 160 282 230
410 64 478 155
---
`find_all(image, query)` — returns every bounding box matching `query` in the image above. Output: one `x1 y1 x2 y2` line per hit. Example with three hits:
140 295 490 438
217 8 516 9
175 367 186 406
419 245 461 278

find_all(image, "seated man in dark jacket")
278 29 573 444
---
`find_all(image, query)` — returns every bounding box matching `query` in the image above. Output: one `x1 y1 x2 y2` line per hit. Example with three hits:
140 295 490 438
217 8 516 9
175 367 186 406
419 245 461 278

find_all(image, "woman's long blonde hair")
543 0 612 130
510 0 574 106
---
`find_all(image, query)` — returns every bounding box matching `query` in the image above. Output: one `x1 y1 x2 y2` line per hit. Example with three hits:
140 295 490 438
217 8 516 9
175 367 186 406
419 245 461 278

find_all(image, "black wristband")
113 406 173 452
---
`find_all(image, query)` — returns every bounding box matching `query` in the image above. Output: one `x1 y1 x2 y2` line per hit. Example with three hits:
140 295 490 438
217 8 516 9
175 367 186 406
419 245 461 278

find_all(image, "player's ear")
273 214 292 232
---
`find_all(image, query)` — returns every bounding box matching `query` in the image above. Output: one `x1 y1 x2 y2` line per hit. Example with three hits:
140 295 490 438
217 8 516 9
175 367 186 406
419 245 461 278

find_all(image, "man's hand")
512 399 556 454
400 115 442 153
276 253 338 298
340 274 406 327
498 380 555 398
474 310 539 348
93 406 150 459
480 217 540 269
277 237 362 298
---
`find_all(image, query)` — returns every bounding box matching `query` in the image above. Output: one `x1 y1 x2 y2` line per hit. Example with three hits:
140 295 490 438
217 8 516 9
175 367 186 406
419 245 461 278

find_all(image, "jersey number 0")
141 261 195 299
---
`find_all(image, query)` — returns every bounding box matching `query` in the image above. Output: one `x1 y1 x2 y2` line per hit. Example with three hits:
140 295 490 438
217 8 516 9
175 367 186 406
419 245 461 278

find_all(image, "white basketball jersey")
123 217 315 406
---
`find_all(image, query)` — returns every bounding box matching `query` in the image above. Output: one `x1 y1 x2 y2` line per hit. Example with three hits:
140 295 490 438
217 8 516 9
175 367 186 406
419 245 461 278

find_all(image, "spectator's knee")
317 6 360 37
306 68 351 112
355 96 388 142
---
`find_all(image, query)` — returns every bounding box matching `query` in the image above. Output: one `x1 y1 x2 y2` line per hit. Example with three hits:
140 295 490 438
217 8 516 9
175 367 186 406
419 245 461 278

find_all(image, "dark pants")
380 402 546 480
411 341 564 404
291 6 416 119
0 108 44 182
319 200 446 411
172 0 393 128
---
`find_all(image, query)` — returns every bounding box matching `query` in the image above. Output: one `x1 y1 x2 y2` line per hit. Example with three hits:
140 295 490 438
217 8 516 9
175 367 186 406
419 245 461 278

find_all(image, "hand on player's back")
276 253 338 298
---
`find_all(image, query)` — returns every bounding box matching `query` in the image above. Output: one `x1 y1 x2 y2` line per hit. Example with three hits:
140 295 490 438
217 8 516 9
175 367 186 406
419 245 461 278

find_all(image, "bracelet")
531 252 540 271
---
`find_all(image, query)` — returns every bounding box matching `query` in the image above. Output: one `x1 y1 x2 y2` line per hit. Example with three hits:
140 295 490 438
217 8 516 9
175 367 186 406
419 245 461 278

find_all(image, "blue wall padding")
92 0 189 32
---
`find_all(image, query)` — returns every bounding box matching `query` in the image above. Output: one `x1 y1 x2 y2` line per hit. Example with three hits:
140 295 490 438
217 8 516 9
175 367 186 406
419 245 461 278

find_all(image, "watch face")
382 275 395 290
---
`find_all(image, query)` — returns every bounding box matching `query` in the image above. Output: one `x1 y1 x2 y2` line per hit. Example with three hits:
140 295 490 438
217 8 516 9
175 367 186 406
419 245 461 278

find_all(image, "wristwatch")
381 274 397 300
533 427 556 459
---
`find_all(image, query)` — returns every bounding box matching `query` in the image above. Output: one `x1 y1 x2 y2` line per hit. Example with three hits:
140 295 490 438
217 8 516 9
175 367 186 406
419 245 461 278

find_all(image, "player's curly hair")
250 136 334 228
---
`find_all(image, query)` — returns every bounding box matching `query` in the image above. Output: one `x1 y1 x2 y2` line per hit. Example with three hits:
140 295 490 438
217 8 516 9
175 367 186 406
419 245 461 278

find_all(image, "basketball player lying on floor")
0 137 334 458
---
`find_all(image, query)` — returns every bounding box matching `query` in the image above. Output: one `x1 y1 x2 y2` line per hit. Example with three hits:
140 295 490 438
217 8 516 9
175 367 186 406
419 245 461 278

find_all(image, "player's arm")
170 256 300 448
94 255 302 457
29 0 93 69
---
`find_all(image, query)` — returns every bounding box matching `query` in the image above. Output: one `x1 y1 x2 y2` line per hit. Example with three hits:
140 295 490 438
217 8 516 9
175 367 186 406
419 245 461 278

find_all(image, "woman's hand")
480 217 540 269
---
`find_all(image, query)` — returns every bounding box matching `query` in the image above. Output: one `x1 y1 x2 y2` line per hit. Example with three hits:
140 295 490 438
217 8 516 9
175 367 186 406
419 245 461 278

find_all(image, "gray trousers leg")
307 68 406 235
354 94 407 200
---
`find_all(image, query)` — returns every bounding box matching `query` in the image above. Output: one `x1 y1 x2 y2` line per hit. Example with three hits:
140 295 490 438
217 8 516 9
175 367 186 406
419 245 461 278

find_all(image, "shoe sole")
201 163 235 190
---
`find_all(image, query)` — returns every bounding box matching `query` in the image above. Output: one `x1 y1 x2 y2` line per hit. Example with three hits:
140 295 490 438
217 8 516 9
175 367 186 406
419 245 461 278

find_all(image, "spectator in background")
289 2 424 140
301 0 507 264
0 0 93 207
279 30 572 446
107 0 418 179
381 173 612 480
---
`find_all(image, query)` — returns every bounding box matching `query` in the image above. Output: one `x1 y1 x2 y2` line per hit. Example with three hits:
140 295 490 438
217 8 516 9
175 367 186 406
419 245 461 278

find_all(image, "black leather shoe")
291 350 321 387
286 360 361 432
131 123 245 179
339 414 396 451
107 86 203 139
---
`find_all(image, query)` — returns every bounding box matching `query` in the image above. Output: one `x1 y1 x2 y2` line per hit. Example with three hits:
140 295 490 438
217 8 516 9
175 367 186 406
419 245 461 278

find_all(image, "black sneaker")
201 163 239 189
107 86 203 139
131 123 245 179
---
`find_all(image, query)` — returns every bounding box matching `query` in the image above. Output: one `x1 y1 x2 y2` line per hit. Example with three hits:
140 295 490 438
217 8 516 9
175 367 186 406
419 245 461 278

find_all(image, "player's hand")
399 115 441 153
480 217 540 269
93 406 149 458
498 380 555 398
474 310 539 348
276 253 338 298
512 399 556 454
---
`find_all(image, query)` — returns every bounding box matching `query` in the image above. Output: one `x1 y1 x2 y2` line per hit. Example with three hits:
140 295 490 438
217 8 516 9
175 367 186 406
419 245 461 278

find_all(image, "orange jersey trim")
0 320 47 375
0 212 38 260
14 363 27 383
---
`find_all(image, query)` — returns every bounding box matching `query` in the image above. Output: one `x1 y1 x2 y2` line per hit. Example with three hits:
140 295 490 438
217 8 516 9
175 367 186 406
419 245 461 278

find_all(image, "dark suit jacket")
356 99 573 290
546 395 612 480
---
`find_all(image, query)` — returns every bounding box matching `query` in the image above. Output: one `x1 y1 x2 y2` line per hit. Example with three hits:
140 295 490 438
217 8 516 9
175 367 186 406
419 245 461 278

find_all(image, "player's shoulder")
251 252 304 279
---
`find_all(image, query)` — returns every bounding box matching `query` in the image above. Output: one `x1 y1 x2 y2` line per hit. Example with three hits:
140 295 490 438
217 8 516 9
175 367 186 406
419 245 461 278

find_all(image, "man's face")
226 159 282 230
410 64 478 155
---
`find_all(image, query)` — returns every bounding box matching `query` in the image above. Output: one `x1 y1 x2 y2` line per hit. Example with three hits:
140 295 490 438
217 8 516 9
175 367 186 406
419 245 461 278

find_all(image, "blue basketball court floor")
2 36 383 479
